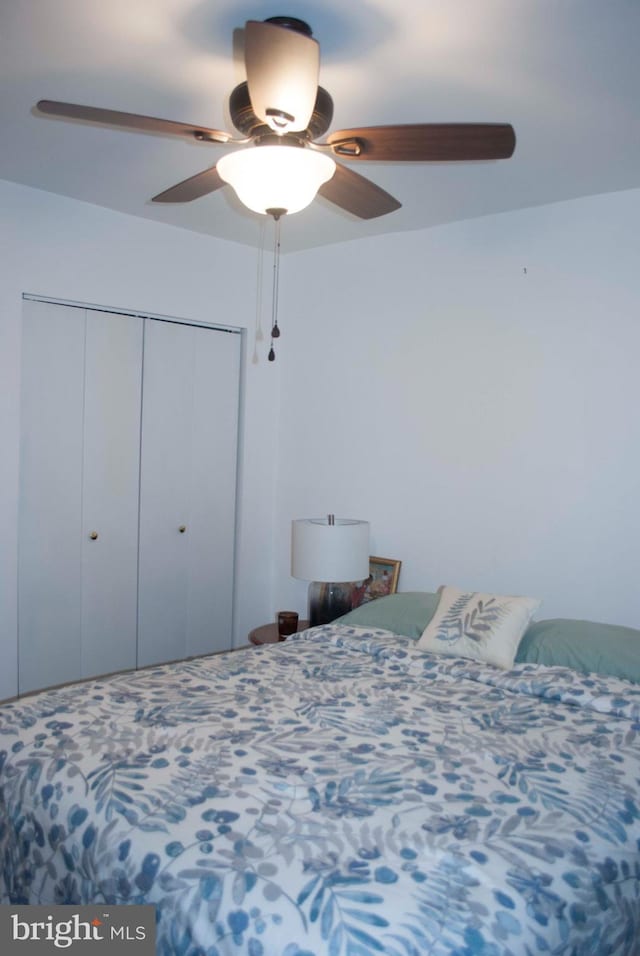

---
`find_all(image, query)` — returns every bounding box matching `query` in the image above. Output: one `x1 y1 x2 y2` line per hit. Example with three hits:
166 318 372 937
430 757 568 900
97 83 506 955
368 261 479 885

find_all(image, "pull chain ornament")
266 208 284 361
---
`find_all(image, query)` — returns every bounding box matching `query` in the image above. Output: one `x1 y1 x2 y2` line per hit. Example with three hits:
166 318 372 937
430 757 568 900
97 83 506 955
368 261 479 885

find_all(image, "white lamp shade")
244 20 320 134
291 518 370 583
217 146 335 216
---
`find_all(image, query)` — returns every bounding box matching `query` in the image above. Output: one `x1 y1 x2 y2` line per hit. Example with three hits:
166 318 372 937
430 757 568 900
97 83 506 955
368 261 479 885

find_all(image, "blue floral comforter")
2 625 640 955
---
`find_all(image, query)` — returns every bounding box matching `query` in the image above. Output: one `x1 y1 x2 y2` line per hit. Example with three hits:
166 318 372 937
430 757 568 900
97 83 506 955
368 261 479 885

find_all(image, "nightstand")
248 620 310 645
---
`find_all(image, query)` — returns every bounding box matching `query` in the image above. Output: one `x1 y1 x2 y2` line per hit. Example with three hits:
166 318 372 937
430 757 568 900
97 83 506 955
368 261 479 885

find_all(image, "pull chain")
252 219 266 364
267 209 284 362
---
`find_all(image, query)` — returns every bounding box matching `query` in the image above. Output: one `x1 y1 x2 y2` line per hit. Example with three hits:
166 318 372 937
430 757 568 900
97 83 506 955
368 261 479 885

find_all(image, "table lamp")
291 515 370 626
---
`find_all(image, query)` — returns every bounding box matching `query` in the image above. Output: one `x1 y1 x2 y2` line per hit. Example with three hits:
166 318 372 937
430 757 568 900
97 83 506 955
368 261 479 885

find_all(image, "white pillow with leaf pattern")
417 585 541 669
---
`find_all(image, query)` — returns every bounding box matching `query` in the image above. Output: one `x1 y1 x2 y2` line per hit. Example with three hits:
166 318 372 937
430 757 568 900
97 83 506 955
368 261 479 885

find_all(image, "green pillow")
516 618 640 683
335 591 440 639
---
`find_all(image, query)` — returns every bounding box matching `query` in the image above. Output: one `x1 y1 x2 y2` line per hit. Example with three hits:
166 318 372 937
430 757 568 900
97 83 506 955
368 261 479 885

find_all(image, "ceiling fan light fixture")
217 145 335 216
244 19 319 133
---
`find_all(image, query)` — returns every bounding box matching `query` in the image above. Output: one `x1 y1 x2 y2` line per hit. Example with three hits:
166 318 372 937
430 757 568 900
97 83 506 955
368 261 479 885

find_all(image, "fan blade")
152 166 225 203
327 123 516 162
244 19 319 133
36 100 232 145
317 163 401 219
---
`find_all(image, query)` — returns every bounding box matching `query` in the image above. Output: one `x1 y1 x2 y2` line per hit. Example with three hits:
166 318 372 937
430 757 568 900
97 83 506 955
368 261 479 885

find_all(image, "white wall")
273 189 640 628
3 180 638 700
0 179 280 700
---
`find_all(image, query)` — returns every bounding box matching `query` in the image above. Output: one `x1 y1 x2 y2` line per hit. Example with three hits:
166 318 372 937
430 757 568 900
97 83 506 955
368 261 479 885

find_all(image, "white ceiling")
1 0 639 253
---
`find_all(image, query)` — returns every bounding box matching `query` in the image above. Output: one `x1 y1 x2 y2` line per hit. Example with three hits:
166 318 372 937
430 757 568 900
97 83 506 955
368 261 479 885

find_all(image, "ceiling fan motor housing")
264 16 313 36
229 82 334 140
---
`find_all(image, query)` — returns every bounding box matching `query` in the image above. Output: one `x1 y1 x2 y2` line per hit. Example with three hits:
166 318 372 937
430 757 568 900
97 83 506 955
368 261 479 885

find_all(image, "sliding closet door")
137 320 240 667
18 302 143 694
19 301 85 693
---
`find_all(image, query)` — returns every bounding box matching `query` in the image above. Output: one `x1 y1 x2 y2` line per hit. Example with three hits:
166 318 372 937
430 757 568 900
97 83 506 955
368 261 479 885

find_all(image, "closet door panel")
137 321 240 667
186 327 240 657
80 312 143 678
18 301 85 694
137 320 193 666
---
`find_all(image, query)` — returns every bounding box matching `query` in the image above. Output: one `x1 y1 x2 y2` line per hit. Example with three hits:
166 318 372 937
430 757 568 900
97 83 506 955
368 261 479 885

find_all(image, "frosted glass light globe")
217 145 336 216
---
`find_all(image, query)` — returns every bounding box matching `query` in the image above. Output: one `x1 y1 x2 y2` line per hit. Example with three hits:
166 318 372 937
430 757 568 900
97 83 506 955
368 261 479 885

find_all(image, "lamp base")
308 581 355 627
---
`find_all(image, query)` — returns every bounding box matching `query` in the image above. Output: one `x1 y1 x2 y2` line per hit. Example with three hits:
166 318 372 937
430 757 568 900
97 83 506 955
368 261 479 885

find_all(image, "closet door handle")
89 531 99 540
179 525 187 534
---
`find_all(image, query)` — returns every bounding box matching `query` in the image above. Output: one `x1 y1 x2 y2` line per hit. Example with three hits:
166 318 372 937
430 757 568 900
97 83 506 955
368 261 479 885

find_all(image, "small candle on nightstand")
277 611 299 640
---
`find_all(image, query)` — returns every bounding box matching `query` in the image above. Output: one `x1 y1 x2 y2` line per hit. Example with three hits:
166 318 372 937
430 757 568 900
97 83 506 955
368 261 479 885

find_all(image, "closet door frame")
18 295 243 696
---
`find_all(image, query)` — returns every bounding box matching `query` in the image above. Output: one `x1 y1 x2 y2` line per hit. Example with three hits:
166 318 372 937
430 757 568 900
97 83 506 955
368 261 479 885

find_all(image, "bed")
2 601 640 954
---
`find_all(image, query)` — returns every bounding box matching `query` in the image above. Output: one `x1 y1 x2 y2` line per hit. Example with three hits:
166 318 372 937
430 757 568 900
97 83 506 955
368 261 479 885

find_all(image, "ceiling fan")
36 16 516 221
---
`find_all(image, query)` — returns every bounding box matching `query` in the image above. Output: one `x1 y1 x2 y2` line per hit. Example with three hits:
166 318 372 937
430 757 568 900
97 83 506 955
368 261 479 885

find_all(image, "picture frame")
353 556 402 606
